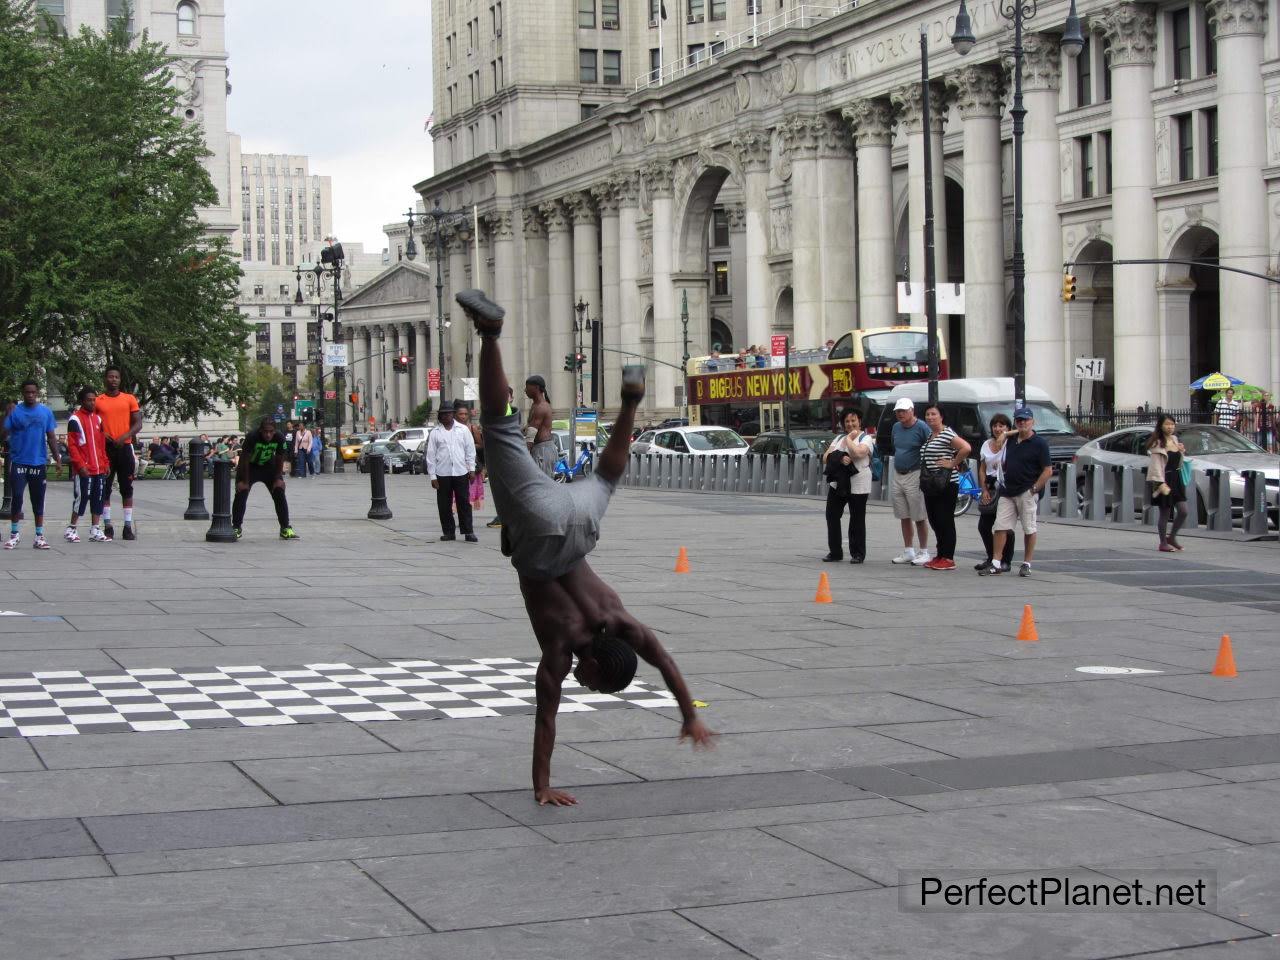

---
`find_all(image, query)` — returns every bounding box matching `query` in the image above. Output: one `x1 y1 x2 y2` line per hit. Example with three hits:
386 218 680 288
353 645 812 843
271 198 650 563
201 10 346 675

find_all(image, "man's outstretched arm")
613 615 715 746
532 647 576 806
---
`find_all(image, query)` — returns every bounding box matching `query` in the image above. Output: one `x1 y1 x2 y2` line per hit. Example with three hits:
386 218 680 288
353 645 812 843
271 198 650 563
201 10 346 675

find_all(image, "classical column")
891 83 950 326
777 115 827 347
541 199 574 412
488 210 521 390
362 328 375 428
521 209 549 385
414 322 429 410
1092 7 1159 407
592 181 621 413
730 129 772 349
726 203 748 346
1208 0 1270 391
642 161 677 410
447 228 471 403
615 174 642 373
397 323 412 420
817 115 857 340
843 99 897 329
948 64 1006 378
1021 33 1069 403
567 190 600 409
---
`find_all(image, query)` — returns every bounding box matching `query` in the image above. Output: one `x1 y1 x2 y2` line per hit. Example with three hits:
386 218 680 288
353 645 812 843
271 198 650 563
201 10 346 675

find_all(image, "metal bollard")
1056 462 1080 519
184 440 210 520
1204 468 1233 532
1183 469 1201 530
1110 465 1136 523
367 455 392 520
1242 470 1269 535
1083 463 1106 521
331 438 344 474
204 460 236 543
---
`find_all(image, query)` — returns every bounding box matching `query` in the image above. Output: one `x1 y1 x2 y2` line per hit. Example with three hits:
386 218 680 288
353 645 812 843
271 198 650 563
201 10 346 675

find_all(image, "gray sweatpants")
482 412 615 581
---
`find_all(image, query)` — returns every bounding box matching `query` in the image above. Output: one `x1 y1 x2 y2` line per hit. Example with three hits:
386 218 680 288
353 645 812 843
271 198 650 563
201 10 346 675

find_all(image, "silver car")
1073 424 1278 524
631 426 748 457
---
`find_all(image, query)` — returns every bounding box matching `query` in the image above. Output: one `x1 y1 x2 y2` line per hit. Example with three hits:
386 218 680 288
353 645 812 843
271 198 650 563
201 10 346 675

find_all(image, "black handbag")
920 466 952 496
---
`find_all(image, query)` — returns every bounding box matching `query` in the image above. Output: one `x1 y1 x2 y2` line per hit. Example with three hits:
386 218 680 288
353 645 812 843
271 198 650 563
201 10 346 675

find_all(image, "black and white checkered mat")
0 658 677 737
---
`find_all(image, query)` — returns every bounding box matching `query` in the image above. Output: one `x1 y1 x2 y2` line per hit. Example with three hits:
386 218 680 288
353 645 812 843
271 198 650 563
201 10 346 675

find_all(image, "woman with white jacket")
822 410 874 563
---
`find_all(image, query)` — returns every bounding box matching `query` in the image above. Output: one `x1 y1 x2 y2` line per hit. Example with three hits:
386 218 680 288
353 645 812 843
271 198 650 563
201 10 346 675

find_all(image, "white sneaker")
891 547 917 564
3 534 18 550
64 528 80 543
90 528 111 543
33 536 50 550
912 550 932 566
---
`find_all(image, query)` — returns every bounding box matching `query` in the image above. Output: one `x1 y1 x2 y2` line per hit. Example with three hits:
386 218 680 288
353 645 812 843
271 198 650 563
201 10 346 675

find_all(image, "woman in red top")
65 387 111 543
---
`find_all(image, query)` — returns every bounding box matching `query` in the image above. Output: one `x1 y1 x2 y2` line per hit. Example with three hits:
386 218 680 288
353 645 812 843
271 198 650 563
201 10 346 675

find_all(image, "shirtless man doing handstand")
456 289 715 806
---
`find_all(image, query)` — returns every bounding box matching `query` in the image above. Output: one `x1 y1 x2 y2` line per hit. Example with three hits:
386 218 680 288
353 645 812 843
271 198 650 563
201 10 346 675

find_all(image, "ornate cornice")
1207 0 1267 37
589 180 619 215
564 191 597 225
538 200 570 232
640 160 674 198
725 204 746 231
729 129 772 173
1018 33 1062 90
613 171 640 207
890 82 948 134
776 114 847 159
840 99 894 147
1090 3 1157 67
946 64 1004 119
487 209 515 241
521 208 545 240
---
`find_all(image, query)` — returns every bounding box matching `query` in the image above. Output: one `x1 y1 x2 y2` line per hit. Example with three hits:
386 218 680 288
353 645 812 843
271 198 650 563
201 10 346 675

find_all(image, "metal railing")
1067 406 1278 451
633 2 858 90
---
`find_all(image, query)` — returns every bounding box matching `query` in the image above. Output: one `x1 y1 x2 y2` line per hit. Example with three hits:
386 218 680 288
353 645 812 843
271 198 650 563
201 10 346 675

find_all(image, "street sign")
574 408 598 443
324 390 337 400
461 377 479 402
896 282 924 314
368 415 375 425
1074 358 1106 381
323 344 348 367
936 283 966 314
427 368 441 397
770 334 787 356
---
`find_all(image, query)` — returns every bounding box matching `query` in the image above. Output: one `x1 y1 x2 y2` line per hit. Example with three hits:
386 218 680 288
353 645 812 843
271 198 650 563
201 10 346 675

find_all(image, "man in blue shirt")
981 406 1053 578
2 380 62 550
889 397 933 565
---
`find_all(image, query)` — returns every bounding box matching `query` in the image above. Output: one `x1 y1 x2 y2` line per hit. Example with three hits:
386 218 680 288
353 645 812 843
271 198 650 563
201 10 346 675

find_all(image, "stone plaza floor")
1 470 1278 959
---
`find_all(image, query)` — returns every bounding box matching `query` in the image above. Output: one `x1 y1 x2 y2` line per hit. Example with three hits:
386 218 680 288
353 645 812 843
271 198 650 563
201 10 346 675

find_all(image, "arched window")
177 1 197 35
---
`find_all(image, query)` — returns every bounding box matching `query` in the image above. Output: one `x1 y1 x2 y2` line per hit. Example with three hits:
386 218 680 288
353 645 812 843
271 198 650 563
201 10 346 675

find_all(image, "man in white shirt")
426 401 477 542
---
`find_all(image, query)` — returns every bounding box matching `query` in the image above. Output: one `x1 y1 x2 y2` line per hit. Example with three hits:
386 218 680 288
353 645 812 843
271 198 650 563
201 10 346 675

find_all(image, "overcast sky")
225 0 434 255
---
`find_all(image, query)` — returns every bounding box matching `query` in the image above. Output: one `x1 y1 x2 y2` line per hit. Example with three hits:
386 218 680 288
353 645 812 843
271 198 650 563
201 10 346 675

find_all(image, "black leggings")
825 489 867 559
923 483 958 560
977 506 1015 566
1158 503 1188 543
232 469 290 529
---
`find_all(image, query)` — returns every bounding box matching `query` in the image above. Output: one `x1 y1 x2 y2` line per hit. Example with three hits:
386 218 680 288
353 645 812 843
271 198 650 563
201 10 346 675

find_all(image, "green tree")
0 1 247 417
233 360 291 429
407 399 433 426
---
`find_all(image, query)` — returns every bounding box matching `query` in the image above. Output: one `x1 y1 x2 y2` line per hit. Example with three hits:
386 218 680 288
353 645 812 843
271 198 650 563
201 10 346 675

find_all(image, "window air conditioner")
603 17 619 28
687 13 701 23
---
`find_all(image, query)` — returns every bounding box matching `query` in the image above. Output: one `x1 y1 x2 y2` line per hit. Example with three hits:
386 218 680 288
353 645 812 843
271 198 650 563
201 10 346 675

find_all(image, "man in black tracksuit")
232 418 299 540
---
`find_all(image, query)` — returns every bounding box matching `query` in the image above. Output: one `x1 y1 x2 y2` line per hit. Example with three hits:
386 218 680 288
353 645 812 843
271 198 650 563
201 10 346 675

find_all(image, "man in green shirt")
232 417 299 540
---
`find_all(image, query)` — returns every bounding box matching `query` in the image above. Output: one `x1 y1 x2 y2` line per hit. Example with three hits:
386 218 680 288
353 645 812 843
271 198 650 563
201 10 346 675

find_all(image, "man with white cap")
889 397 932 566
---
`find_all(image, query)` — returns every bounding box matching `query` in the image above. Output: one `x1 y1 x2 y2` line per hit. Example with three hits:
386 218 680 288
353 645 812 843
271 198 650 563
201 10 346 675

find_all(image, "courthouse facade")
408 0 1280 414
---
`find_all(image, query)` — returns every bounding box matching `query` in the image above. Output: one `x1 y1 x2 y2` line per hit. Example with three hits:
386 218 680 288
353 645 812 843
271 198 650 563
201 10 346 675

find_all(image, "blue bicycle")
553 446 592 483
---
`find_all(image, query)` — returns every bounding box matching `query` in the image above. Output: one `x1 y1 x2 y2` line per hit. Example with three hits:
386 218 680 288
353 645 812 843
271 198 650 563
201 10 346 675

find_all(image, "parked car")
746 431 833 458
387 427 429 454
339 433 375 462
357 440 412 474
631 426 748 456
1073 424 1279 524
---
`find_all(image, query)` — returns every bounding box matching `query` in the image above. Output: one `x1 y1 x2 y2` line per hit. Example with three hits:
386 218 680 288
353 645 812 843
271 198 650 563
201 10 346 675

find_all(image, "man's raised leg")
456 289 509 419
595 365 644 485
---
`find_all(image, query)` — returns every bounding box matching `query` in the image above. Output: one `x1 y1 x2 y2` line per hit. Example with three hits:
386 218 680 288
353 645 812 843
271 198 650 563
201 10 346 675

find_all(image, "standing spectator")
310 429 322 476
232 417 298 540
1214 387 1242 431
425 401 477 542
981 406 1052 578
1252 393 1273 451
889 397 932 566
525 375 556 476
294 423 313 478
1146 413 1188 552
456 404 486 510
976 413 1016 571
2 380 61 550
919 404 972 571
821 410 874 563
96 366 142 540
282 421 297 475
65 387 111 543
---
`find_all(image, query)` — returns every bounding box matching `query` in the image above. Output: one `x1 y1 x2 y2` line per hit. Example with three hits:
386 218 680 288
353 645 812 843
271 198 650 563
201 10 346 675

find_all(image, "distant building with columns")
412 0 1279 415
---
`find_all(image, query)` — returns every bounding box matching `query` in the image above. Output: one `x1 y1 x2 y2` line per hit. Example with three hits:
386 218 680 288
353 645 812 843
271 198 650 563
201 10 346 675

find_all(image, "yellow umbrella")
1197 372 1239 391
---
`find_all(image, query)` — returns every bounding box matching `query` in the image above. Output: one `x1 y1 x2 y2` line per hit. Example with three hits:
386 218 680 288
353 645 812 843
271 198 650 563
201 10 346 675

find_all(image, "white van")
387 427 429 454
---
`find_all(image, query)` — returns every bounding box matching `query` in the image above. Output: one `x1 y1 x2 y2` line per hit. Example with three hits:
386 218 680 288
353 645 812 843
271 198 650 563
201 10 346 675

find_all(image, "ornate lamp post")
951 0 1083 404
574 297 590 410
404 199 468 409
294 237 346 471
680 290 690 422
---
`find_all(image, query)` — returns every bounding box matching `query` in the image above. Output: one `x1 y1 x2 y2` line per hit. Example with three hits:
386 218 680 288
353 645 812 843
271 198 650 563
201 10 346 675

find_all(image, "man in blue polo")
981 405 1052 578
890 397 932 566
2 380 61 550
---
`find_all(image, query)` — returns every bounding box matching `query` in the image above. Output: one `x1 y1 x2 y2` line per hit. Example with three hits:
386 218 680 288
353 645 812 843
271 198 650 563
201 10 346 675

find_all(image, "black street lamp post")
951 0 1083 405
574 297 589 410
680 290 690 422
404 200 468 410
295 238 346 472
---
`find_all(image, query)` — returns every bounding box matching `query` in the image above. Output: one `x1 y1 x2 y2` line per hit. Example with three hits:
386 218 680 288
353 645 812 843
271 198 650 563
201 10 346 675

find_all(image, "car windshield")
370 442 404 454
1183 427 1266 454
862 331 927 364
686 430 747 451
795 436 829 454
977 402 1075 435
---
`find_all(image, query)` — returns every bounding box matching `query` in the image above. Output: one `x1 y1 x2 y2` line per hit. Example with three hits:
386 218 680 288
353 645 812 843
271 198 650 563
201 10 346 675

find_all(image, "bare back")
528 398 553 446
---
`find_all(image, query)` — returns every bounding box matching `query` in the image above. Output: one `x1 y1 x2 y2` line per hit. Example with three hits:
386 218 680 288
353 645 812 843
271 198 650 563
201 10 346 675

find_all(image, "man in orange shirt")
95 366 143 540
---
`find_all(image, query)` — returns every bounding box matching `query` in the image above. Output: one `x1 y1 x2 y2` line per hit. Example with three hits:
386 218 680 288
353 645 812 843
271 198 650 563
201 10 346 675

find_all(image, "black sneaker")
974 559 992 570
1019 562 1031 578
455 288 505 335
104 523 114 539
122 525 136 541
440 534 456 541
464 534 478 543
978 563 1003 576
486 517 502 528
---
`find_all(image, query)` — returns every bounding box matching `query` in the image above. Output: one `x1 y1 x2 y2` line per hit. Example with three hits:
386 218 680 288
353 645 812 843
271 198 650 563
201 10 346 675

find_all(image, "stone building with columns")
412 0 1280 416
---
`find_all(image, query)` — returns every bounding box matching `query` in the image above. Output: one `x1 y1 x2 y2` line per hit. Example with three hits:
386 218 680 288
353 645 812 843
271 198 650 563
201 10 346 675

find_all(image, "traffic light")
575 352 585 369
1061 272 1077 302
563 354 575 372
348 392 359 405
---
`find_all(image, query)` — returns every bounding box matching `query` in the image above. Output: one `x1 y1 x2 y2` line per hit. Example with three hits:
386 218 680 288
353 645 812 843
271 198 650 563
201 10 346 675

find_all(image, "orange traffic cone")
674 546 691 574
814 572 833 604
1016 604 1039 642
1211 635 1237 677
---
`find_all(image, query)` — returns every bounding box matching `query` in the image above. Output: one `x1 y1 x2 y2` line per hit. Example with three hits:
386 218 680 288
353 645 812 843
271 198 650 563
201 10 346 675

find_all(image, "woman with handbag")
919 404 972 571
821 410 874 563
1146 413 1188 552
976 413 1016 571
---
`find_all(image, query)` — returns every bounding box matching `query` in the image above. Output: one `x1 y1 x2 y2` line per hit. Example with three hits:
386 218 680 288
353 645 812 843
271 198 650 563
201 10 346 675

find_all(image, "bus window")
828 333 854 360
863 330 929 367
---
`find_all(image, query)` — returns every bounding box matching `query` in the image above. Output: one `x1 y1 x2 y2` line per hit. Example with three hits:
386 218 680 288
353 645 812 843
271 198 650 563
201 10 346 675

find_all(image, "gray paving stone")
1127 941 1280 959
0 818 98 860
683 885 1262 960
657 691 976 734
182 913 747 960
476 771 870 825
0 855 113 883
888 748 1181 790
358 710 679 754
33 721 394 769
0 763 274 820
0 737 42 772
107 825 548 876
701 665 993 697
237 743 637 804
84 795 515 854
358 828 872 930
821 764 957 796
0 650 122 673
1110 735 1280 771
0 628 221 651
1126 670 1280 702
1198 763 1280 783
0 861 426 960
1104 781 1280 844
105 643 385 668
905 772 1224 811
765 799 1241 884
